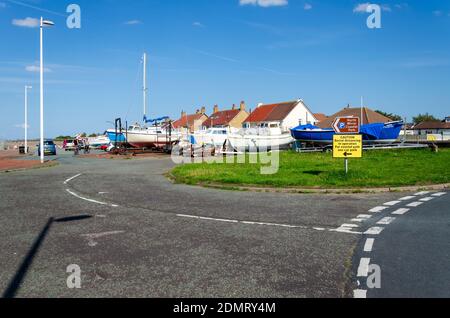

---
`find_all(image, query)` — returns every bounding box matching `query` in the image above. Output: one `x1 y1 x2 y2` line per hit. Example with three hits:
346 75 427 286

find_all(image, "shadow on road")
2 215 92 298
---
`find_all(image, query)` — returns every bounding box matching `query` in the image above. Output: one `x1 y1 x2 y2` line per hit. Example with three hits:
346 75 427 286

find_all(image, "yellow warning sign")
333 135 363 158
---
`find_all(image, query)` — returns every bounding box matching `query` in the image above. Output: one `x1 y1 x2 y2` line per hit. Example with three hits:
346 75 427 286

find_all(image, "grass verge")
171 148 450 189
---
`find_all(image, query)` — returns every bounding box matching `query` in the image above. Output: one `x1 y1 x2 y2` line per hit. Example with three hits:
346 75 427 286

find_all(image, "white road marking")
407 201 424 207
357 258 371 277
351 215 372 222
341 224 359 228
365 227 384 235
81 231 125 247
66 189 119 208
399 196 416 201
415 191 430 196
176 214 308 229
353 289 367 298
384 201 401 206
364 238 375 252
64 173 82 185
432 192 446 197
313 227 326 231
369 206 388 213
392 208 410 215
332 227 362 234
377 217 396 225
420 197 435 202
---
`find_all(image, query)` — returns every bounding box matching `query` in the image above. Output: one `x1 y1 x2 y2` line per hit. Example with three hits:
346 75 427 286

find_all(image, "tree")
412 113 440 125
375 110 403 121
88 133 98 138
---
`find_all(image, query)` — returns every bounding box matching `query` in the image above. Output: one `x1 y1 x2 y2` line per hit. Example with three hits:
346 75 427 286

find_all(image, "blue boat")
106 129 127 144
291 121 403 144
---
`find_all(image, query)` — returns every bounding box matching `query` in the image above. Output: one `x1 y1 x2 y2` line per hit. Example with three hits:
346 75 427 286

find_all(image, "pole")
345 158 349 175
143 52 147 119
24 86 28 154
39 17 44 164
360 96 364 126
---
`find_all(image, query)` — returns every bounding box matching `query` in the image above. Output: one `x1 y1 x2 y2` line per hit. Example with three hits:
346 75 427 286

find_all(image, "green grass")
171 148 450 188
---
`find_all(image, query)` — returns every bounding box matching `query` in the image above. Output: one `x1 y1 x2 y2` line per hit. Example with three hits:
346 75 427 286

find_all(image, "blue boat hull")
106 130 127 144
291 122 403 144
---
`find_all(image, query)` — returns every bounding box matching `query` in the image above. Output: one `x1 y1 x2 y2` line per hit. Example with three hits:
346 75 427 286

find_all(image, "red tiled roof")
314 113 328 122
244 101 298 123
413 121 450 130
173 114 207 129
317 107 392 129
203 109 241 127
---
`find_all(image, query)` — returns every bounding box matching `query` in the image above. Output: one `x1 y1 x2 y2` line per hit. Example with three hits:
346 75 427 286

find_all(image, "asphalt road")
0 152 447 298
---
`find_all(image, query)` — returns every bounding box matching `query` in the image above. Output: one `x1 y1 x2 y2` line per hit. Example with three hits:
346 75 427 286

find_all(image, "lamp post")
24 85 32 154
39 17 54 163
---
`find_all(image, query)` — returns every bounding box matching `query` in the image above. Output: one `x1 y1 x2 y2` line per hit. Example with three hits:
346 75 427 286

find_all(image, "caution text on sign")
333 135 363 158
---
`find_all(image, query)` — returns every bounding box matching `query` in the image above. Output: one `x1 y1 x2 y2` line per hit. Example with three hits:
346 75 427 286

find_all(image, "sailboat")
107 53 178 149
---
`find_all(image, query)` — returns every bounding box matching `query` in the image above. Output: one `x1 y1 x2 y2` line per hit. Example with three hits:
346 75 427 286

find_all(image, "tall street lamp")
24 85 32 154
40 17 54 163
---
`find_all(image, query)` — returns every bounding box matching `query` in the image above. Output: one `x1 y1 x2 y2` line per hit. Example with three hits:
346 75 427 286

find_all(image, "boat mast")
143 52 148 120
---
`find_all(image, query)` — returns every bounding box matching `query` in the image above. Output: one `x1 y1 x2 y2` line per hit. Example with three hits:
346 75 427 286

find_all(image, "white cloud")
304 3 312 10
12 17 39 28
193 22 205 27
124 20 142 25
0 2 7 9
239 0 288 8
25 65 51 73
433 10 443 17
15 124 30 129
353 3 391 13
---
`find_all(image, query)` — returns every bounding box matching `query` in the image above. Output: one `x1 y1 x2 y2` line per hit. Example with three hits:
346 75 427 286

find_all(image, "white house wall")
281 101 317 130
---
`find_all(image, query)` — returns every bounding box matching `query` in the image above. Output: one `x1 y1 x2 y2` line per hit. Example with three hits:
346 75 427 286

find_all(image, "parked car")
37 140 57 156
64 139 76 151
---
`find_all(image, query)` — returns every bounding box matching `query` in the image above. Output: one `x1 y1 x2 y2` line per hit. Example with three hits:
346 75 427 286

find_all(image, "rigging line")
6 0 68 18
124 58 143 123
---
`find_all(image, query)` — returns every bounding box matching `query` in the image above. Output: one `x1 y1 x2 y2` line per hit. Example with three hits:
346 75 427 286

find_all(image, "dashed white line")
392 208 410 215
353 289 367 298
365 227 384 235
364 238 375 252
399 196 416 201
66 189 119 208
369 206 388 213
63 173 82 185
341 223 359 228
420 197 435 202
377 217 396 225
415 191 430 196
176 214 308 229
407 201 424 207
432 192 447 197
357 258 371 277
384 201 401 206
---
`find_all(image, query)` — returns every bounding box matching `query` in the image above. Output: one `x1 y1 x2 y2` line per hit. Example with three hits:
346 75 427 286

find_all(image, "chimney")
257 103 263 108
232 104 236 110
213 105 219 113
240 101 246 112
201 106 206 114
181 110 186 118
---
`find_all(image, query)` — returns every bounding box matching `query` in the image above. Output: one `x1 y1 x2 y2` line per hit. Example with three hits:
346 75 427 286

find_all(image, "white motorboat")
228 124 294 151
187 127 239 147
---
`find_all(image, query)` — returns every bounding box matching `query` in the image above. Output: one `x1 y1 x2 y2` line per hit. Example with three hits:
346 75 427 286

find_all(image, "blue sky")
0 0 449 139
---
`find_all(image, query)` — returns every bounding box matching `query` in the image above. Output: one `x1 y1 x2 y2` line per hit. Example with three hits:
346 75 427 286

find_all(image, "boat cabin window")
269 123 279 128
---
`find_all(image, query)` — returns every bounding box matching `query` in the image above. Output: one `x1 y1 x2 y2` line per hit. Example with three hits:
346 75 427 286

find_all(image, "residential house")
313 113 328 125
317 106 392 129
413 119 450 137
173 108 208 133
203 102 249 129
243 99 317 132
